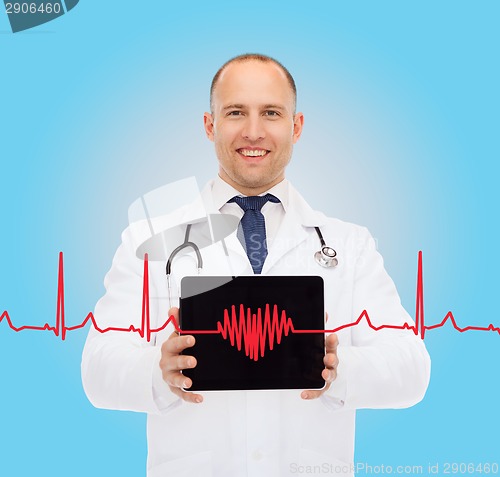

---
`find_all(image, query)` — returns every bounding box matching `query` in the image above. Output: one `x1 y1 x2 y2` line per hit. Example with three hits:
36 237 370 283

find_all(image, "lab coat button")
252 449 263 461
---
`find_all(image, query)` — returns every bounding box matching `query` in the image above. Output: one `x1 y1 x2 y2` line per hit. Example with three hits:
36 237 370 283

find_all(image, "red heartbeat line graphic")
0 253 172 341
217 304 294 361
1 251 500 342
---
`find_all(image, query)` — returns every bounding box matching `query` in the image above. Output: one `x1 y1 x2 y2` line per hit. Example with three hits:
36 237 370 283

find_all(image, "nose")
241 114 265 141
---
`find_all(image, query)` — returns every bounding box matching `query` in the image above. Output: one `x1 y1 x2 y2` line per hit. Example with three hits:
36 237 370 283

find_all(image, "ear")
204 112 215 142
292 112 304 144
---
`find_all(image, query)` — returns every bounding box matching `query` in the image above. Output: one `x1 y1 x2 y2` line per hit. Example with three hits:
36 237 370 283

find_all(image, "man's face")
204 60 304 195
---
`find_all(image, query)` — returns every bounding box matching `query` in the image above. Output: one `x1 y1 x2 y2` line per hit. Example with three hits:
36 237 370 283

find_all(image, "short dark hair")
210 53 297 113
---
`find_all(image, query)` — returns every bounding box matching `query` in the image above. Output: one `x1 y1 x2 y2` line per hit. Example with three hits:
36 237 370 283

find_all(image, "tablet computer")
179 275 325 391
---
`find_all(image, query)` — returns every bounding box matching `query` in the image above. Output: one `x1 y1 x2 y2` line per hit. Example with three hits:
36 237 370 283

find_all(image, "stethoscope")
165 224 338 309
313 226 338 268
166 224 338 278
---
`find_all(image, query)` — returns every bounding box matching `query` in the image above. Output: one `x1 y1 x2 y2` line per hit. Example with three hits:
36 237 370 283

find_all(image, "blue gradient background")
1 1 499 475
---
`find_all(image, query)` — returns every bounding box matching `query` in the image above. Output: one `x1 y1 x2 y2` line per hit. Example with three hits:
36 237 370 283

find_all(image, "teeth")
239 149 267 157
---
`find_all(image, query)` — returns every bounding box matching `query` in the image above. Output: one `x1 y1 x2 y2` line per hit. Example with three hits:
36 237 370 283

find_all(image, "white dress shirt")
211 175 289 250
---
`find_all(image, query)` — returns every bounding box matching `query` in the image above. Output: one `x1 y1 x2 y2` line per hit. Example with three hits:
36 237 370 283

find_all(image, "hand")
159 307 203 404
301 332 339 400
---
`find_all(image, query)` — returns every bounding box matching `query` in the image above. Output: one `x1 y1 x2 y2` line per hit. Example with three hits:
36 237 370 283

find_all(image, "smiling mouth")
237 148 270 158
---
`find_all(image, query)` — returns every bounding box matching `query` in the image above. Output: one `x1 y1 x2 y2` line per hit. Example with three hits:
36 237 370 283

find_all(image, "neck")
218 174 284 196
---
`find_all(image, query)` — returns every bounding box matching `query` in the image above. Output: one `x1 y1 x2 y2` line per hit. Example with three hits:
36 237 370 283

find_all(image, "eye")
264 110 280 117
227 110 243 116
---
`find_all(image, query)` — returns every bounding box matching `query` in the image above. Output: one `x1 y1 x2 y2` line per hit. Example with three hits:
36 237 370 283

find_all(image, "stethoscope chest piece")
315 246 338 268
313 227 338 268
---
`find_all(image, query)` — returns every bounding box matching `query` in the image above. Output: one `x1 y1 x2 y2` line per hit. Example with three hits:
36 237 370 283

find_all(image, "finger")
161 353 197 373
322 366 337 383
166 373 203 403
325 333 339 353
163 369 194 389
325 312 329 324
301 382 331 400
323 352 339 370
168 306 179 318
162 334 196 356
168 307 181 330
168 385 204 404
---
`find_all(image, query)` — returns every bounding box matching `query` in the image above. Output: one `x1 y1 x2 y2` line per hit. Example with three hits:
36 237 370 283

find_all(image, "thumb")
168 307 180 332
326 333 339 353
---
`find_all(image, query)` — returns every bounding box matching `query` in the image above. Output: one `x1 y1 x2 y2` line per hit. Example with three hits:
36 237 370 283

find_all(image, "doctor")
82 54 431 477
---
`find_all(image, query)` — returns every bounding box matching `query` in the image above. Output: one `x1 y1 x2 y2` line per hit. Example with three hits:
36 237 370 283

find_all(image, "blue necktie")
228 194 280 274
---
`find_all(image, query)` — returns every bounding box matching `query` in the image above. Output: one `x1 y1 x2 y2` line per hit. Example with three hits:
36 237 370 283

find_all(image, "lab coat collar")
202 178 327 228
210 175 289 213
200 179 328 274
261 182 327 273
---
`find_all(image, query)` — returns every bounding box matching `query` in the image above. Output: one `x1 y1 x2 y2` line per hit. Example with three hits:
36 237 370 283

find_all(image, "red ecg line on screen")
217 304 294 361
1 251 500 342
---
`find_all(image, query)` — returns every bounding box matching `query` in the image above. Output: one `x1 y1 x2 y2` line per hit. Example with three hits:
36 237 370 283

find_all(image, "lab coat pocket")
148 451 213 477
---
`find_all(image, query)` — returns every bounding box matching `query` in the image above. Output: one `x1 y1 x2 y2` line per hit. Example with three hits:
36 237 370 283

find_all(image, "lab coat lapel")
261 211 309 273
262 184 327 274
199 180 251 272
197 179 327 275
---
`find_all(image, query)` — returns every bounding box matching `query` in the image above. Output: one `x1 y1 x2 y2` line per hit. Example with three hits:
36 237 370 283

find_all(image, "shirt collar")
212 175 289 212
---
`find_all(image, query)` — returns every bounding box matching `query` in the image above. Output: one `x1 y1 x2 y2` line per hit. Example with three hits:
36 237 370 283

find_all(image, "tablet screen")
179 276 325 391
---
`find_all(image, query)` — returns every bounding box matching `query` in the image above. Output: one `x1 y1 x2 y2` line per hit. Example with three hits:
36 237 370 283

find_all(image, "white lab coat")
81 180 431 477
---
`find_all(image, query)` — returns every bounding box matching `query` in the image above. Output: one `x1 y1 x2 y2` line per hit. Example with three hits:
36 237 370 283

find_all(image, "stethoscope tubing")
165 224 338 277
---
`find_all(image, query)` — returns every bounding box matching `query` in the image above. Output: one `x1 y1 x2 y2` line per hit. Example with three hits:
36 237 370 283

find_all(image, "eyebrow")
262 104 286 111
222 104 246 111
222 103 287 111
